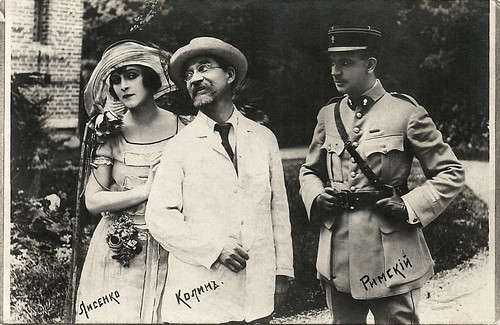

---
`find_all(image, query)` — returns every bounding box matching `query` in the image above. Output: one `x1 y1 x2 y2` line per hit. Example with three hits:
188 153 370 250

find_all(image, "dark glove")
310 187 342 225
374 186 408 220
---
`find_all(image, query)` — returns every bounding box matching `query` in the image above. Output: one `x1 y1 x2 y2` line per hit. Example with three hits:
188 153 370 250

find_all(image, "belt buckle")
337 191 351 210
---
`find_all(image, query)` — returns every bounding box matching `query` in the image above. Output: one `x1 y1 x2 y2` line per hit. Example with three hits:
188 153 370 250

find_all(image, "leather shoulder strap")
326 94 347 106
333 101 385 190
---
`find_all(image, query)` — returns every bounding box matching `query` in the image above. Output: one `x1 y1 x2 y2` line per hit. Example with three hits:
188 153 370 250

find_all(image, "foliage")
130 0 161 33
274 158 489 317
10 75 53 191
392 0 489 161
10 168 83 323
81 0 489 159
10 190 73 323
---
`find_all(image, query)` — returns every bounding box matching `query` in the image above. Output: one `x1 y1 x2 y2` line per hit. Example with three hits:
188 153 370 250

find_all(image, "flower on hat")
88 110 123 144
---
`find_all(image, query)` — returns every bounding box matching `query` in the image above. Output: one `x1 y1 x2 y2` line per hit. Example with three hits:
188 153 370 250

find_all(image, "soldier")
299 26 465 324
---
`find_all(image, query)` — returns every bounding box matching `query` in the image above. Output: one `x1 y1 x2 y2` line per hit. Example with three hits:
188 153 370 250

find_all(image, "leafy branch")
130 0 160 32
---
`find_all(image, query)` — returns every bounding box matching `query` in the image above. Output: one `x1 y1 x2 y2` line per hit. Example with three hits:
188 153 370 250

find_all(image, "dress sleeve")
93 140 114 166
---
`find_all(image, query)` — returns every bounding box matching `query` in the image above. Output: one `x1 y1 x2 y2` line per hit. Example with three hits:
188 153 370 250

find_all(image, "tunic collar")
347 79 386 110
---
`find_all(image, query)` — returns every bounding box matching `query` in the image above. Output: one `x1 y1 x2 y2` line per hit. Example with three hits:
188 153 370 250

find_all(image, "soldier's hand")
374 188 408 220
310 187 342 225
217 237 249 273
314 187 342 212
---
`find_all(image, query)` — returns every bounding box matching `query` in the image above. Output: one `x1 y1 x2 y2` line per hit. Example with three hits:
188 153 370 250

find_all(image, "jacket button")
350 171 357 178
350 186 357 191
327 146 331 151
352 142 359 148
353 127 360 133
350 157 356 163
356 112 362 119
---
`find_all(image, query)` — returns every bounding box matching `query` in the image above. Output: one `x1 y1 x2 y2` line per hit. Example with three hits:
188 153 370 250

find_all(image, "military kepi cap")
327 26 381 52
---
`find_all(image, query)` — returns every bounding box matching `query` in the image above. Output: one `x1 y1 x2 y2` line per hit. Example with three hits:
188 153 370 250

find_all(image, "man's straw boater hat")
327 26 382 52
169 37 248 89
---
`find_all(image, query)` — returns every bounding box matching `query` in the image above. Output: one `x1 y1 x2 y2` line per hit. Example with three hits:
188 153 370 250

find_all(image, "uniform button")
353 127 360 133
356 112 363 119
350 157 356 163
327 146 331 151
350 171 357 178
352 142 359 148
350 186 357 192
350 206 355 210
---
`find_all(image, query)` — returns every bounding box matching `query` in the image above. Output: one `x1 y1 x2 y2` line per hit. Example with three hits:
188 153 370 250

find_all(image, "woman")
75 40 184 323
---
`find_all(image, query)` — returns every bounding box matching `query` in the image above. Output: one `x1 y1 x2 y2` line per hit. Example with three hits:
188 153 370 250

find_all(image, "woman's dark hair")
109 65 161 100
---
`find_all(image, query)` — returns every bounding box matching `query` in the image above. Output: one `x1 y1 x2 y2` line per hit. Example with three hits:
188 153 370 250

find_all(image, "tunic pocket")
321 134 345 182
379 223 434 288
363 134 404 182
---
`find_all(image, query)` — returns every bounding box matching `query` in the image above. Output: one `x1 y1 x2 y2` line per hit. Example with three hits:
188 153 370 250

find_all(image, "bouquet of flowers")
106 215 142 267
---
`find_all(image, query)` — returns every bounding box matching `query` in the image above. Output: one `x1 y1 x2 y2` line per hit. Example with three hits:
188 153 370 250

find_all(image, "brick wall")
10 0 83 130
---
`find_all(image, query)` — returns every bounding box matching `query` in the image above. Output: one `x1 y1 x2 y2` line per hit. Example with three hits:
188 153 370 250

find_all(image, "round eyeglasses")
184 63 222 82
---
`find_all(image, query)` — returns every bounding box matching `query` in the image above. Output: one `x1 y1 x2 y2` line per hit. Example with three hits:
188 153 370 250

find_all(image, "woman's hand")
85 155 162 214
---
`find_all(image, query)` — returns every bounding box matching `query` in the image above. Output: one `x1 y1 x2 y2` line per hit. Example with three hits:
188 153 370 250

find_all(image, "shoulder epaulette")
326 94 347 105
390 92 420 106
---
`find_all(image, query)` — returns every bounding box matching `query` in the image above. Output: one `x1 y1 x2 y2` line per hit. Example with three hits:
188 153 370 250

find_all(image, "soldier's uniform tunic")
299 79 465 300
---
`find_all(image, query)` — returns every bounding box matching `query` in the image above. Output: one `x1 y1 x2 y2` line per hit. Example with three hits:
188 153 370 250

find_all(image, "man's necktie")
214 123 234 162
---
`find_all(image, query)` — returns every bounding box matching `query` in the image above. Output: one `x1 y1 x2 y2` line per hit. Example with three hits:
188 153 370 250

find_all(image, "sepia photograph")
3 0 495 324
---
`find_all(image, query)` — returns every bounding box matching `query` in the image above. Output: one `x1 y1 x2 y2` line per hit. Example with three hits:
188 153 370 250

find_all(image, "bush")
10 169 79 323
275 158 489 317
10 75 54 192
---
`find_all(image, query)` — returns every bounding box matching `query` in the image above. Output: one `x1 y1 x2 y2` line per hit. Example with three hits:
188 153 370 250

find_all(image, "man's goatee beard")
193 94 214 108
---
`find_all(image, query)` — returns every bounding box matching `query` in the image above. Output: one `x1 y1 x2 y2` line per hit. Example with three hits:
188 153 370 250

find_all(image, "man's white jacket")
146 109 294 323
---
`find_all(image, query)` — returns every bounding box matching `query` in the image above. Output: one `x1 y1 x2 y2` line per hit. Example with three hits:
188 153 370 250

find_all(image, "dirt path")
460 160 490 205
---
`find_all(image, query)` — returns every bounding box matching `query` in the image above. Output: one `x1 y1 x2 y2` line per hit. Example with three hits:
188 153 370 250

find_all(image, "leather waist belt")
335 184 409 210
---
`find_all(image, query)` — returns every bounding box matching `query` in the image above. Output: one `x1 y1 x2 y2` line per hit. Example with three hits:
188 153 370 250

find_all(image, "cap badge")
331 35 335 44
363 98 368 106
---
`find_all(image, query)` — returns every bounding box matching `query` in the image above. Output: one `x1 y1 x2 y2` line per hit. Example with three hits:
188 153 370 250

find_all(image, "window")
33 0 49 43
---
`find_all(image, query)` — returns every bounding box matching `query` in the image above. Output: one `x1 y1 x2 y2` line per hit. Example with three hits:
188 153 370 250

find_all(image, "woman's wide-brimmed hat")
169 37 248 90
83 40 178 117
